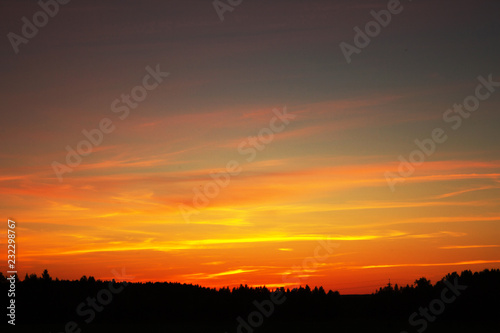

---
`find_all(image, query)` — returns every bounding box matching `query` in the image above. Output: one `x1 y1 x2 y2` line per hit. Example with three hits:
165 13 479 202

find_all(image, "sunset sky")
1 0 499 294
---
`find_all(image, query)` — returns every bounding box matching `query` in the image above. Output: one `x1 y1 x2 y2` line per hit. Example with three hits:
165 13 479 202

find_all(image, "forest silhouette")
1 268 499 332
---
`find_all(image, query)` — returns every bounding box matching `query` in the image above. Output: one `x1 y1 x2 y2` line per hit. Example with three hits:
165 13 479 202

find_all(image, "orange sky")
1 0 500 294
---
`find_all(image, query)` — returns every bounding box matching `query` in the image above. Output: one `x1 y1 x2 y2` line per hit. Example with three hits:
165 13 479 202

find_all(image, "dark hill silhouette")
1 268 499 332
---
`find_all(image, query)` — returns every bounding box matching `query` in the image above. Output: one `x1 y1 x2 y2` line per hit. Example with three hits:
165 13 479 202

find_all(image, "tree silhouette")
414 277 432 289
2 268 498 332
42 269 52 282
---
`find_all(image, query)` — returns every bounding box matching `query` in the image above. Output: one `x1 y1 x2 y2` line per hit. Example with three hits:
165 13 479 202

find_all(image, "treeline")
1 269 499 332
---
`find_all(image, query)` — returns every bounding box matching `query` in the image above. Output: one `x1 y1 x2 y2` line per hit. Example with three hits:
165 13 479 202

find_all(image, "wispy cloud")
205 269 258 279
434 186 500 199
358 260 500 269
439 245 500 250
